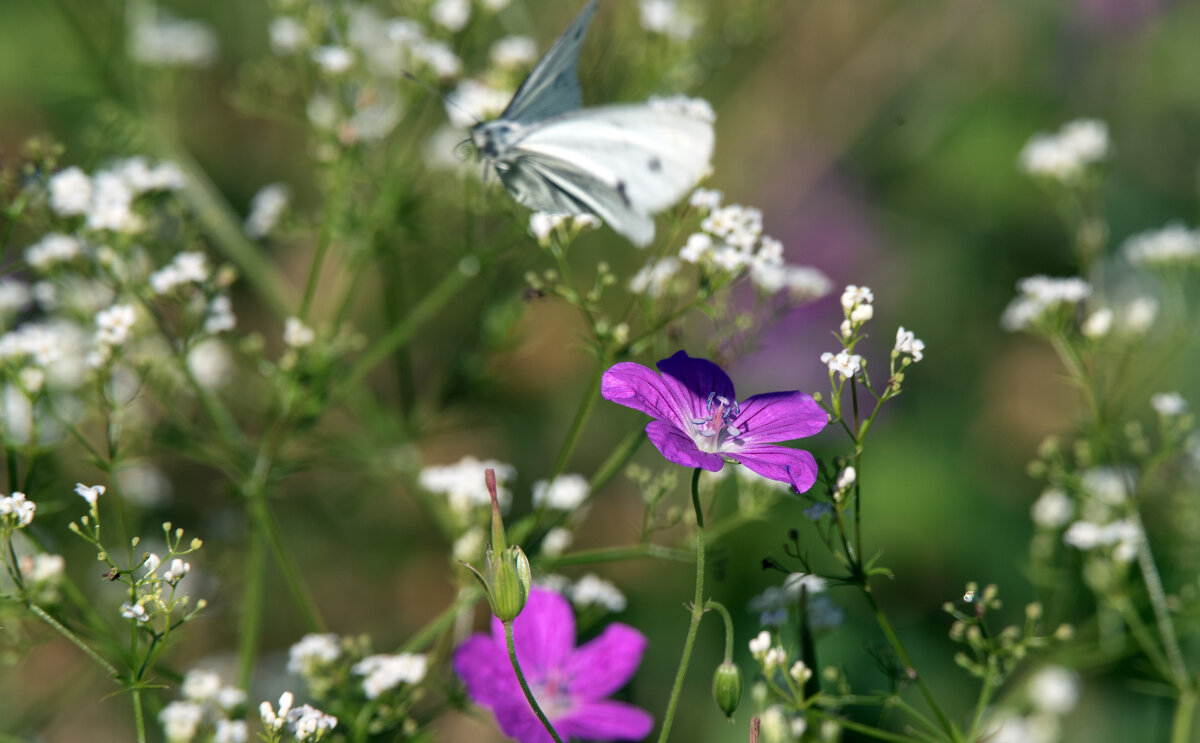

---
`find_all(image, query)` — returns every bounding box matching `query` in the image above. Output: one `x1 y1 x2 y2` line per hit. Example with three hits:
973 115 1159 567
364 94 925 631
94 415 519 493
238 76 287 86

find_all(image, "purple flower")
602 350 826 492
453 588 653 743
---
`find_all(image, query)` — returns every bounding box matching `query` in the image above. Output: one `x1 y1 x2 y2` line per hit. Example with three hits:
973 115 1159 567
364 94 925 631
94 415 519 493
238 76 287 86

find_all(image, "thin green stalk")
28 603 118 677
1171 688 1196 743
704 599 735 662
551 363 605 478
334 262 477 404
860 587 959 742
541 543 692 568
967 657 1000 740
656 468 706 743
504 620 564 743
1132 514 1189 686
132 689 146 743
236 513 267 689
253 494 326 632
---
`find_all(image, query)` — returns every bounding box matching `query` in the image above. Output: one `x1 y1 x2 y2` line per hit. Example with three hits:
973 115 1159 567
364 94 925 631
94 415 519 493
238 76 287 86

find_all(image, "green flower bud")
461 469 532 623
711 662 743 720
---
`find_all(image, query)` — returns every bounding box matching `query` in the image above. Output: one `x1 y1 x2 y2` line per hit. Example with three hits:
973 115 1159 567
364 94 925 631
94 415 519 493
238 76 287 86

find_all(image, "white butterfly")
470 0 715 247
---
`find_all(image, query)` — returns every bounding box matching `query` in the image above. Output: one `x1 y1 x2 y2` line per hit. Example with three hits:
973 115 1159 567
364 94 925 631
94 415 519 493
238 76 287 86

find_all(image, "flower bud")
711 662 743 719
461 469 532 623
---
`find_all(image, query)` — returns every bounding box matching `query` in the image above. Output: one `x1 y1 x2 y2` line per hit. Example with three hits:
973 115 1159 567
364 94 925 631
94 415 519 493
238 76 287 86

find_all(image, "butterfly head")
471 120 520 161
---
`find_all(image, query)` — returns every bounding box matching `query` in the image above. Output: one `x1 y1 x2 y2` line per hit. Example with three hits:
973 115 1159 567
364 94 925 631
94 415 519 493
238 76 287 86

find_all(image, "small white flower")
1081 307 1113 338
789 660 812 684
894 326 925 362
311 45 354 74
1151 392 1187 417
1027 665 1081 715
1122 297 1158 335
74 482 106 506
530 212 567 242
88 170 141 233
689 188 723 211
840 284 873 311
181 668 222 702
204 294 237 334
490 35 537 68
1001 275 1092 332
629 258 681 298
143 553 161 575
48 166 93 216
283 317 315 348
1018 118 1109 183
188 338 233 390
121 601 149 622
260 692 294 731
159 700 204 743
532 474 589 511
150 252 210 294
849 303 874 324
571 573 627 612
286 703 338 741
748 630 772 658
352 653 428 698
129 9 219 67
1123 222 1200 268
540 527 573 557
214 719 248 743
1081 467 1130 504
1031 488 1073 529
0 492 36 527
216 686 247 712
288 633 342 676
269 16 310 54
25 233 82 271
419 456 516 514
165 558 191 582
95 303 137 346
431 0 471 32
245 183 290 238
763 645 787 670
835 467 856 493
820 350 863 380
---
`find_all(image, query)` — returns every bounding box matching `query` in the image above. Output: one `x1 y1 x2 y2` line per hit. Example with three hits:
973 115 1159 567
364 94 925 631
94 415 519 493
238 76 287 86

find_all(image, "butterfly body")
472 0 714 247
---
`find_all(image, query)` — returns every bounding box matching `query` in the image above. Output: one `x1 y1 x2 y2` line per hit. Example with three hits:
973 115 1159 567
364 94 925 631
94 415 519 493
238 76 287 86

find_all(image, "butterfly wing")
501 104 715 246
499 0 598 125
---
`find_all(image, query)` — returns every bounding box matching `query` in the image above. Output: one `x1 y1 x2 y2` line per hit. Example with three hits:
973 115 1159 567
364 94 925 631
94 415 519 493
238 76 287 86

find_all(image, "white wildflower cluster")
150 252 210 294
539 527 573 557
1030 487 1074 529
1000 275 1092 332
629 257 682 298
96 518 204 630
820 349 863 381
1151 391 1187 417
25 233 82 271
894 326 925 363
0 319 90 392
260 692 337 742
529 212 602 246
1079 295 1159 340
418 455 515 516
1122 222 1200 269
532 473 589 511
128 8 218 67
1018 118 1110 184
748 630 787 672
638 0 701 40
159 668 248 743
0 491 36 529
88 303 138 367
570 573 627 612
283 317 316 349
244 183 291 239
679 189 831 302
288 633 342 681
444 79 513 129
352 652 429 699
1049 467 1142 563
46 157 185 234
982 665 1081 743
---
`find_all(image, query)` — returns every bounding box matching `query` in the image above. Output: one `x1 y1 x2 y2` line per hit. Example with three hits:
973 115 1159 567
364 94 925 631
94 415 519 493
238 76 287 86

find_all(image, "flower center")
530 670 575 720
691 392 743 452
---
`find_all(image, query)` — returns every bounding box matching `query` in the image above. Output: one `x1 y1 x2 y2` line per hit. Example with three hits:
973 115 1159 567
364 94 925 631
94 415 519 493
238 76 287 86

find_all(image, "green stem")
705 599 735 663
541 543 693 568
1171 688 1196 743
1132 513 1189 686
27 603 118 677
504 620 564 743
253 495 326 632
551 363 605 478
860 587 959 742
655 468 706 743
132 689 146 743
236 511 267 690
334 261 476 404
967 657 1000 741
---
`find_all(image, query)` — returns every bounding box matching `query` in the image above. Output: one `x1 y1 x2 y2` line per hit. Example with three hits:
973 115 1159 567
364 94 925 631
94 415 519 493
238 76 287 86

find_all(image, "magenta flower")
602 350 827 492
453 588 653 743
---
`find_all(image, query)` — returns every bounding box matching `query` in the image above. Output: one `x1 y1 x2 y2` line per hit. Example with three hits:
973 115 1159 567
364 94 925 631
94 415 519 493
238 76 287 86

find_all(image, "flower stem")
503 620 564 743
704 600 735 663
656 468 707 743
1171 688 1196 743
131 688 146 743
551 362 605 478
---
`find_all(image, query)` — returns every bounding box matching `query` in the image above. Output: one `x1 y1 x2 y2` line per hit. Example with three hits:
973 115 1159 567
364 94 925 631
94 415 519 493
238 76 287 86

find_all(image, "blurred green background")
1 0 1199 741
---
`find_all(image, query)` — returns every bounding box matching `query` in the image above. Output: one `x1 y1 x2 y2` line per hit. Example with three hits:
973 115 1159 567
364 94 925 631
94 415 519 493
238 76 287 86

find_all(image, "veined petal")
656 350 736 423
733 391 827 445
646 421 724 471
602 361 688 429
490 588 574 677
564 623 647 699
729 445 819 492
556 700 655 741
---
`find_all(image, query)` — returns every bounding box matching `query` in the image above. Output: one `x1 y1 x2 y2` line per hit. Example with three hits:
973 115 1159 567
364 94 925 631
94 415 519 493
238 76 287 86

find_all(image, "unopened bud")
711 662 742 719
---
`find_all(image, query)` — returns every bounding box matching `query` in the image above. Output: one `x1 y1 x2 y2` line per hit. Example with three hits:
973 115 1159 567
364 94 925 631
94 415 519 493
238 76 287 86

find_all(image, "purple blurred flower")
602 350 826 492
453 588 653 743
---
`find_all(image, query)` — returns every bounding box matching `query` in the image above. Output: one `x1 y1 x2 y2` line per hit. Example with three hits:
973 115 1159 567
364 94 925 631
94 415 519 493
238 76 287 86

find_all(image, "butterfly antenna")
401 70 481 127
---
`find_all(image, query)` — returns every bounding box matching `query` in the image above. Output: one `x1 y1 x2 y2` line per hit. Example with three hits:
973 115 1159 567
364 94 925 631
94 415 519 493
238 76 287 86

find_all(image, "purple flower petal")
452 634 516 709
733 391 827 445
564 623 647 699
490 588 575 677
602 361 689 430
646 421 724 472
556 700 655 741
489 698 558 743
730 445 820 492
656 350 736 423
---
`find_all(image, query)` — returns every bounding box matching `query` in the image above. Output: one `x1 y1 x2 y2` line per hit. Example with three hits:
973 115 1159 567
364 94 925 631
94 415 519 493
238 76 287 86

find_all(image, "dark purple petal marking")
655 350 736 423
733 391 828 445
601 361 689 429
